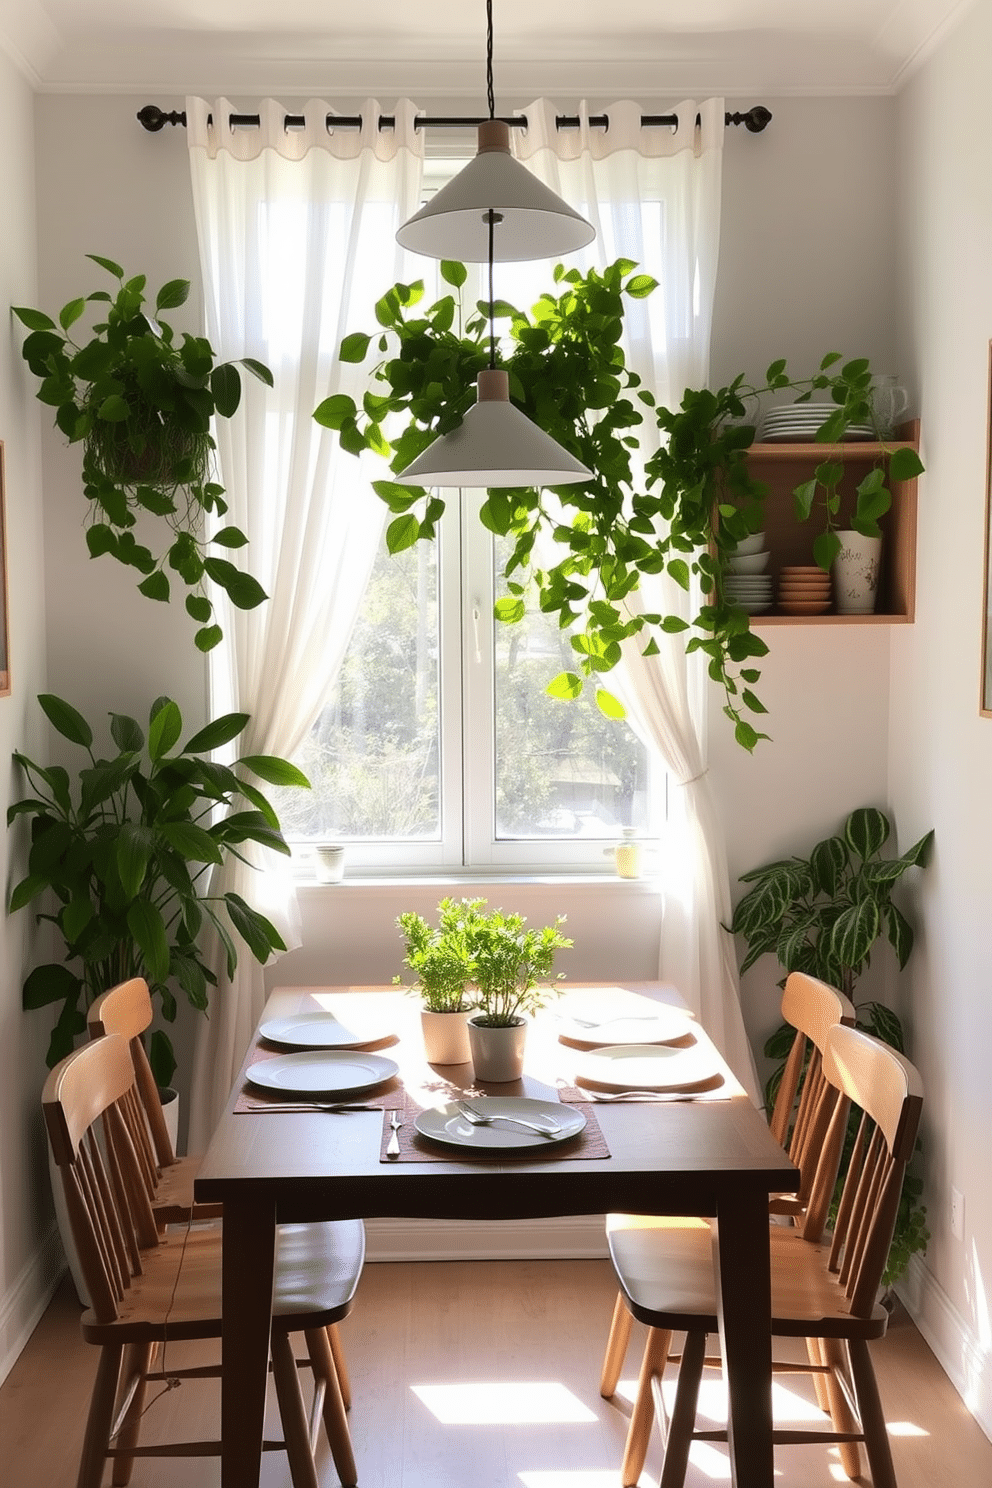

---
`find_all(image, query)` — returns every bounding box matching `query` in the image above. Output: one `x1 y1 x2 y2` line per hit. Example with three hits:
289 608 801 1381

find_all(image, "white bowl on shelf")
727 550 770 575
732 532 766 557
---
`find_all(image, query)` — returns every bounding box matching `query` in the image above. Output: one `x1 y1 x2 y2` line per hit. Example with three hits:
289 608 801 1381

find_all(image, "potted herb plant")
396 897 479 1063
9 692 309 1088
316 261 924 750
730 804 934 1285
463 901 572 1082
13 255 273 651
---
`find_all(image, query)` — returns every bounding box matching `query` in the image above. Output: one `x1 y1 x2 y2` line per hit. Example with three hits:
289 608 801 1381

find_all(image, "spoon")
456 1100 561 1137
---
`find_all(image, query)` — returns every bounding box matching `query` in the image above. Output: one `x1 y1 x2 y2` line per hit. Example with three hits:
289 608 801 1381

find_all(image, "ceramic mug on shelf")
869 375 909 437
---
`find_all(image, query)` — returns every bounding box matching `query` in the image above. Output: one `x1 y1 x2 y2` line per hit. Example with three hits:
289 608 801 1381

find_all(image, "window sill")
296 871 659 891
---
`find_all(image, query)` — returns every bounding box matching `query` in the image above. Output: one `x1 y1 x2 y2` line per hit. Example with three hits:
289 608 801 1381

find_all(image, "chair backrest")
814 1022 924 1316
88 977 176 1168
43 1034 161 1323
769 973 856 1216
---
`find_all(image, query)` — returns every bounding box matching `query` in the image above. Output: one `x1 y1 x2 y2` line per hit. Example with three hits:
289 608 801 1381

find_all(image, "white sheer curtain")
185 97 424 1146
518 98 759 1098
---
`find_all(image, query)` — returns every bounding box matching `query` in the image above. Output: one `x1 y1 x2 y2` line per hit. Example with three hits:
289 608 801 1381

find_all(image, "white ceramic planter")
420 1008 472 1065
468 1016 528 1083
832 531 883 614
314 844 346 883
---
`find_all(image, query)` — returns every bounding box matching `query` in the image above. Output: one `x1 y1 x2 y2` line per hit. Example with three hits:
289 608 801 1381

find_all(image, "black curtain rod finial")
136 104 187 131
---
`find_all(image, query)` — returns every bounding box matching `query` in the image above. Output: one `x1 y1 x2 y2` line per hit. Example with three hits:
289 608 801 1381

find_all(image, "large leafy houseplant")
315 259 924 749
461 899 572 1027
13 255 273 652
730 804 934 1283
9 693 309 1086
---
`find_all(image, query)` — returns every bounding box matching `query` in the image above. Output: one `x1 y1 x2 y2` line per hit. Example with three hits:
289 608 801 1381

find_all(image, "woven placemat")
379 1095 610 1163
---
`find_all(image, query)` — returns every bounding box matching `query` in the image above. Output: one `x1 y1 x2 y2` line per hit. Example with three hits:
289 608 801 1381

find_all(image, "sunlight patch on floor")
519 1473 658 1488
411 1382 599 1424
887 1419 929 1436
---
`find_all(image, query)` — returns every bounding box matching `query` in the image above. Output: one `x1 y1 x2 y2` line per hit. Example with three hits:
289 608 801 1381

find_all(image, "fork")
456 1100 562 1138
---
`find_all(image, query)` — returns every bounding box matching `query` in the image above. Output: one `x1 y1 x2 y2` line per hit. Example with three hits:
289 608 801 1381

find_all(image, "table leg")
713 1189 774 1488
220 1193 276 1488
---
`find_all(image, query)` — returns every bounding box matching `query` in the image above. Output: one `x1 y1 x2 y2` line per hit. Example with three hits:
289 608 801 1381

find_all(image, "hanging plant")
315 260 924 750
13 255 274 652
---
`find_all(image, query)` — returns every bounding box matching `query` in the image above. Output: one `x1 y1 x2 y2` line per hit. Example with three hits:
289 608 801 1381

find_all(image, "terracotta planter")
420 1008 472 1064
468 1015 528 1082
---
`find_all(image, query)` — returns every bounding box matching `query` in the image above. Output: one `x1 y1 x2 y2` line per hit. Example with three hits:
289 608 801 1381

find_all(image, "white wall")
890 0 992 1435
0 51 59 1382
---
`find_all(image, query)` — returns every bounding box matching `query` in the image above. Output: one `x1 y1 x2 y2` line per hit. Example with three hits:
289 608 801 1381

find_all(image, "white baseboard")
897 1254 992 1444
0 1222 66 1388
363 1214 609 1263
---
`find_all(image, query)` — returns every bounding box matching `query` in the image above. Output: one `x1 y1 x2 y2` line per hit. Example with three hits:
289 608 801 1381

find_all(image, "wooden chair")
44 1032 363 1488
607 1022 924 1488
87 976 357 1408
599 971 856 1396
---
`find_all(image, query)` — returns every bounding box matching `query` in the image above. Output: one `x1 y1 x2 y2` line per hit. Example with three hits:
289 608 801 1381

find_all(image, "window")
270 162 663 872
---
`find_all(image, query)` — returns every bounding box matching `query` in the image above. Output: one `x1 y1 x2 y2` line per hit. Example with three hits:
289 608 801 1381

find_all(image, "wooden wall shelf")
743 419 920 626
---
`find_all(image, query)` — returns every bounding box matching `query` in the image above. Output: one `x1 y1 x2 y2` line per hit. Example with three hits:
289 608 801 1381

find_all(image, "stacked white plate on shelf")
725 532 772 613
759 402 874 442
778 565 832 615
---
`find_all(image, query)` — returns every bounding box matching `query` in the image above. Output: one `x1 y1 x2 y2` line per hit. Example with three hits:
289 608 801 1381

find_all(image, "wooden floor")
2 1258 990 1487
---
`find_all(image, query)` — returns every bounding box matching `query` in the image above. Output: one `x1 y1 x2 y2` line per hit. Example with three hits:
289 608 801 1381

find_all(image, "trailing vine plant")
13 256 273 651
315 260 924 750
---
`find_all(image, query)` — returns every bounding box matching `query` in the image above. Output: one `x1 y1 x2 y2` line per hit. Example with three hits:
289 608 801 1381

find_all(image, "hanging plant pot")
468 1015 528 1083
84 406 212 490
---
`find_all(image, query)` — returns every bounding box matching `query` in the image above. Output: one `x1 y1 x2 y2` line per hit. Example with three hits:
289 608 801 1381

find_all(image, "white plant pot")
159 1085 180 1156
420 1008 472 1065
832 531 883 614
314 844 346 883
468 1016 528 1083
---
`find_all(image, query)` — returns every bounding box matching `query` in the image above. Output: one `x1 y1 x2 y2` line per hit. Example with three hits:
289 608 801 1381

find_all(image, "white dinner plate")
415 1098 586 1152
245 1050 399 1097
258 1013 389 1050
575 1043 724 1094
557 1004 696 1050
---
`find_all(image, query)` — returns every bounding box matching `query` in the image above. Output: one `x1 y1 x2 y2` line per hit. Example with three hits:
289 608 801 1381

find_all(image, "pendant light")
398 212 592 489
396 0 595 263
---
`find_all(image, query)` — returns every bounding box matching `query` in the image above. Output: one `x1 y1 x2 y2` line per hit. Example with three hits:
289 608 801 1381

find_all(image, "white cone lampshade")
398 369 592 488
397 120 595 263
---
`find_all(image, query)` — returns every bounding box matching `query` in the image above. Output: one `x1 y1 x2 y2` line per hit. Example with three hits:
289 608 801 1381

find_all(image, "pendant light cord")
488 209 496 368
486 0 496 120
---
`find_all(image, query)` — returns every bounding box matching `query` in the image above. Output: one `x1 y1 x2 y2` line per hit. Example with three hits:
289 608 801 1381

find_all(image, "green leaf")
58 298 87 331
127 900 170 982
97 393 130 423
148 699 183 760
546 672 583 700
224 892 286 962
194 625 224 652
238 755 310 789
210 526 249 549
440 260 468 288
829 897 881 974
158 820 225 864
203 557 268 610
110 712 144 752
23 962 82 1010
793 479 818 521
340 331 372 362
888 447 924 481
812 530 841 571
185 594 212 622
386 514 420 554
155 277 191 310
87 253 125 279
85 524 118 559
625 274 658 299
138 570 170 602
116 823 155 897
845 806 890 861
809 835 849 897
313 393 358 430
9 873 51 913
493 596 525 624
595 689 626 719
184 712 250 754
12 306 58 331
211 362 242 419
38 693 93 748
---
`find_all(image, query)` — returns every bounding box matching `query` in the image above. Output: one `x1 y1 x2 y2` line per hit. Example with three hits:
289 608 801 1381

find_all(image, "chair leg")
621 1327 672 1488
848 1338 899 1488
270 1330 320 1488
805 1334 831 1413
306 1326 358 1487
601 1291 634 1398
820 1336 863 1480
659 1329 707 1488
327 1323 352 1410
111 1341 155 1486
76 1345 124 1488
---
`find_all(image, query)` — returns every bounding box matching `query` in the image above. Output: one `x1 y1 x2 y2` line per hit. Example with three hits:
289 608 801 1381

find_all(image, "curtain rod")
137 103 772 135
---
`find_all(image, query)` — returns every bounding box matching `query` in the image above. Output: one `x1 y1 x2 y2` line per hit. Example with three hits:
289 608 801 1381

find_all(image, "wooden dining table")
195 982 798 1488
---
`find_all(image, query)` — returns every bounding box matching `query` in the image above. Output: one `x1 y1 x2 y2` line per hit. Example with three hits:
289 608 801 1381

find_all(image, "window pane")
492 534 650 841
272 532 441 841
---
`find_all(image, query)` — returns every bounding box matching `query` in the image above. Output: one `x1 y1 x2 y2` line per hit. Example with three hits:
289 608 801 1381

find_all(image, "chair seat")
151 1151 223 1224
83 1218 365 1345
606 1214 889 1341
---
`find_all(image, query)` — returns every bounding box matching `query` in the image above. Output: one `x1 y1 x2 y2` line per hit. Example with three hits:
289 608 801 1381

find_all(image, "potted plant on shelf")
730 804 934 1286
316 261 924 750
396 897 479 1063
12 254 273 651
463 901 572 1082
9 692 309 1088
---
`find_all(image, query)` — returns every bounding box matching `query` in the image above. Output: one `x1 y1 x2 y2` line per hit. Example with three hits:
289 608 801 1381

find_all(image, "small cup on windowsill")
314 843 346 883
